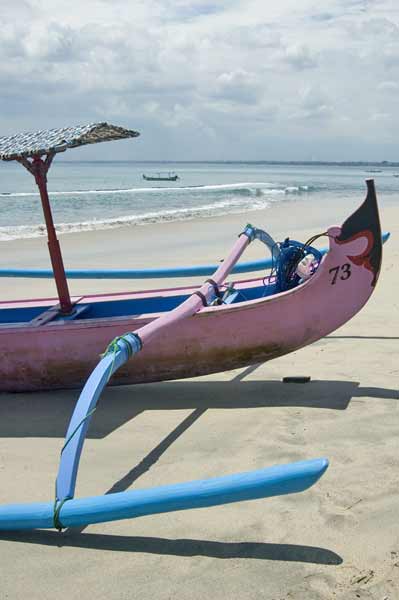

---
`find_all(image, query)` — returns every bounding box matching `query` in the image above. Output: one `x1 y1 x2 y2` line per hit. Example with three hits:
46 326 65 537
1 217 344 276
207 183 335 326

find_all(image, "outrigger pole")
0 122 140 314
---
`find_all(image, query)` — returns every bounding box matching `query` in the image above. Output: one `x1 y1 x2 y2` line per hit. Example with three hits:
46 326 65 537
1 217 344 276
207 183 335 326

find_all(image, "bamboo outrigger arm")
0 123 140 314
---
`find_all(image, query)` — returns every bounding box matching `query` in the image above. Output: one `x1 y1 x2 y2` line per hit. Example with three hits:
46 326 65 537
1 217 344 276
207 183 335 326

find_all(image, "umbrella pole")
18 153 73 314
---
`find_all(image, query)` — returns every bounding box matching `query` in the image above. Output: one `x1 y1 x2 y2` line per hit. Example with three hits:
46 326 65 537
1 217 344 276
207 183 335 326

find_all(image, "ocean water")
0 161 397 241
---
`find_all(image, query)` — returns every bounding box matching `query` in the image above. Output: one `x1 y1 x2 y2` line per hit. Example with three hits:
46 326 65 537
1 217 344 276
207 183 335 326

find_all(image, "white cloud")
0 0 399 159
378 80 399 92
212 69 263 104
284 45 317 69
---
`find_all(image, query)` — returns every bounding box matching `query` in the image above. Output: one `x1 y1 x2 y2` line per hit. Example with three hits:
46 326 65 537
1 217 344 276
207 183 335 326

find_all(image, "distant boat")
365 169 382 173
143 172 179 181
393 174 399 178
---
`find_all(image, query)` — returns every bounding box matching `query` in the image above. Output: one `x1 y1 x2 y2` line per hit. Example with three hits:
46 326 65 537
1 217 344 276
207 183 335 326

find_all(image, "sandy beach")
0 194 398 599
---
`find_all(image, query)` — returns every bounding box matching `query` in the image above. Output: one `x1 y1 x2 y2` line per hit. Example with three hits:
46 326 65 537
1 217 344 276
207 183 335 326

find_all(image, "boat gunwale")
0 274 269 309
0 246 332 333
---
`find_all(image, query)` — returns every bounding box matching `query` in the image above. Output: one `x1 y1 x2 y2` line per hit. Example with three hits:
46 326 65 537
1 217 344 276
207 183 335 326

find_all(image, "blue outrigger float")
0 123 387 532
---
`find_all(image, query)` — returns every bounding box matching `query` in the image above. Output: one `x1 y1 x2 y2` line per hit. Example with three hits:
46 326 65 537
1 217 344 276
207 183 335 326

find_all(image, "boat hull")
0 184 382 392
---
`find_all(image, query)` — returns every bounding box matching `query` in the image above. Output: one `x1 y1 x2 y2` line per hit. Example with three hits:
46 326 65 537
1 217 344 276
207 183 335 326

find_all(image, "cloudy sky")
1 0 399 160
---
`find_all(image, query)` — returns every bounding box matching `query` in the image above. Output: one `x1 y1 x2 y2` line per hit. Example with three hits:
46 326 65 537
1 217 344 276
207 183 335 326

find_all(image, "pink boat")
0 124 382 392
0 123 385 533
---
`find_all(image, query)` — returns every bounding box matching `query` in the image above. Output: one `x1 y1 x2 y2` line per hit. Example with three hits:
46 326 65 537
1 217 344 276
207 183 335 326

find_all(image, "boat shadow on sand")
0 366 396 561
0 366 398 565
0 373 397 440
0 529 342 565
0 391 343 564
0 390 343 565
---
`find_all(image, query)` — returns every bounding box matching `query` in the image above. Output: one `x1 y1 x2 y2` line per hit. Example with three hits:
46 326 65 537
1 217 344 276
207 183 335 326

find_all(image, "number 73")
329 263 352 285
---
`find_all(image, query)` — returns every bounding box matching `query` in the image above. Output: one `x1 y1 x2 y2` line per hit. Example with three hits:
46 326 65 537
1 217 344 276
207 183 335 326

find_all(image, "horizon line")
55 159 399 167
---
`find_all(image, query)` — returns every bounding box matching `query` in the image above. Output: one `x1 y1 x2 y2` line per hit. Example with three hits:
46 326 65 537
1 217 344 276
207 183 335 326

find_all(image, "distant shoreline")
58 159 399 167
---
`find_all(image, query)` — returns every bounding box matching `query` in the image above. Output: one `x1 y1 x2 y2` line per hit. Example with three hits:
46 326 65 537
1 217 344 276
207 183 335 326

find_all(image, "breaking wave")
0 182 317 199
0 181 317 241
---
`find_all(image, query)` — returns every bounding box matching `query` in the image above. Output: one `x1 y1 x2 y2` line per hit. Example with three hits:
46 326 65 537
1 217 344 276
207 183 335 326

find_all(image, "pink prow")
0 181 382 392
